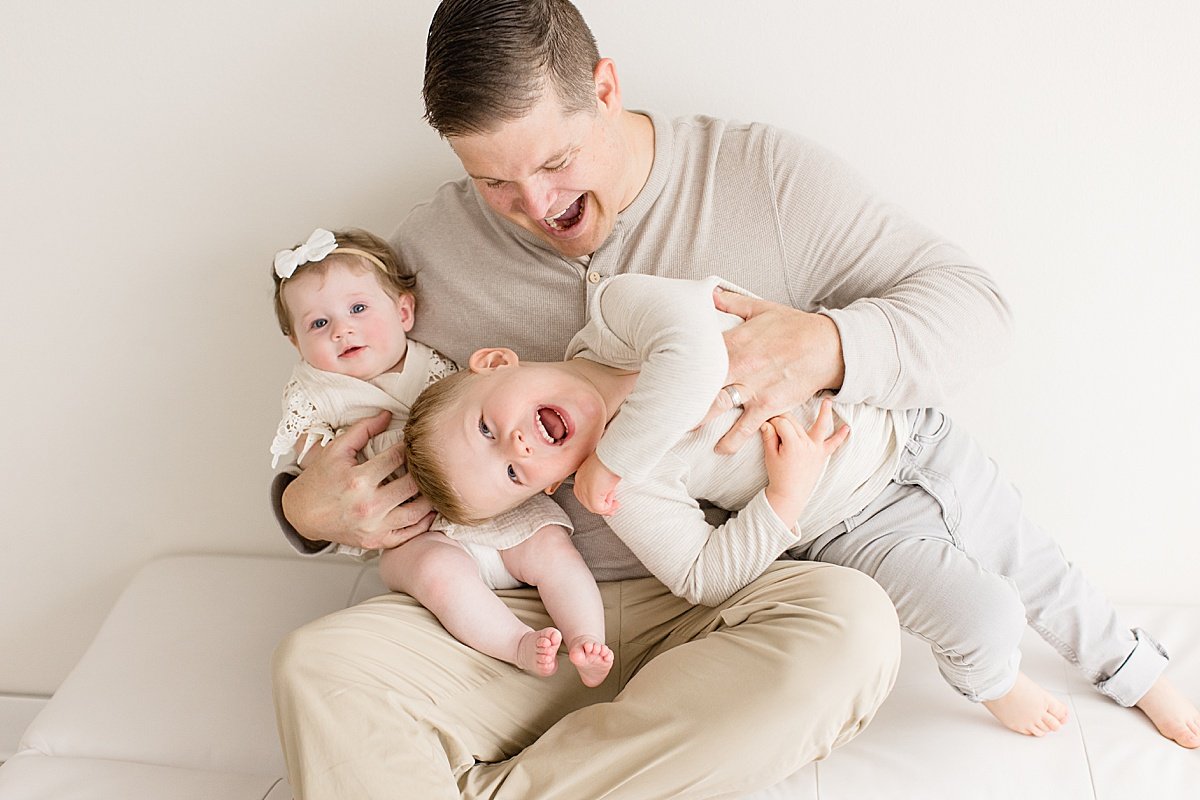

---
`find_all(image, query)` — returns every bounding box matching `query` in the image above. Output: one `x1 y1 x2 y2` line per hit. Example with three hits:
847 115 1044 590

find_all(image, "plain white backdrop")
2 1 1197 708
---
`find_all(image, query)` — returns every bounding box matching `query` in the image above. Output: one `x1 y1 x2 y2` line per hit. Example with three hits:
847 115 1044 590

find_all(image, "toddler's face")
436 355 606 520
284 259 414 380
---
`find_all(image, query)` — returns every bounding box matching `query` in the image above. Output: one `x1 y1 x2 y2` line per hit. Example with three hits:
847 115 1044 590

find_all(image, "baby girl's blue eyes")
351 303 366 313
311 319 327 330
478 418 493 439
507 465 518 483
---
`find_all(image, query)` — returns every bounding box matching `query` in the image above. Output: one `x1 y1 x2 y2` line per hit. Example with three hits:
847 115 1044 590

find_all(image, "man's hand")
281 410 436 550
701 288 846 454
573 453 621 516
761 400 850 527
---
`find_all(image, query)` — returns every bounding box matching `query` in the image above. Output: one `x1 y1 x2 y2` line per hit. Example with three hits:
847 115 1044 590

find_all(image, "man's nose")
514 176 555 220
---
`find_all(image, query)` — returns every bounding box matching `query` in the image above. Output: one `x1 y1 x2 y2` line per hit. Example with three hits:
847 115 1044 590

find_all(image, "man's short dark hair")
423 0 601 138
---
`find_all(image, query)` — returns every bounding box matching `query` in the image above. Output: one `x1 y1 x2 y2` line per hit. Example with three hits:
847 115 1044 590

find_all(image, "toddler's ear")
396 294 416 332
468 347 520 373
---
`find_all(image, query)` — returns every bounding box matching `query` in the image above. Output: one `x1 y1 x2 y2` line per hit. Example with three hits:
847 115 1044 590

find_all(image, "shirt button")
587 271 601 284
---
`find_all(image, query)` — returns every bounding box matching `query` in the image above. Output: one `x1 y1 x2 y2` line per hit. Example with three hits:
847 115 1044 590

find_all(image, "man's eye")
548 158 570 172
351 303 366 313
310 319 327 330
506 465 519 483
484 179 505 190
478 418 494 439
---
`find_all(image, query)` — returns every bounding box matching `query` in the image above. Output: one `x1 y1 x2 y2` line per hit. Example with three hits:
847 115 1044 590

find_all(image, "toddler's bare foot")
1135 676 1200 748
568 635 614 687
515 627 562 678
982 672 1069 736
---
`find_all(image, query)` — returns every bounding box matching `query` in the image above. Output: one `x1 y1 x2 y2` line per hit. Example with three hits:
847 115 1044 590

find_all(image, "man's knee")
806 564 901 672
272 618 334 696
752 563 901 696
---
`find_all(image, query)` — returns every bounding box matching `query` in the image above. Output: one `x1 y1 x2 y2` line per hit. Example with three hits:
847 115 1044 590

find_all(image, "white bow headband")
274 228 388 280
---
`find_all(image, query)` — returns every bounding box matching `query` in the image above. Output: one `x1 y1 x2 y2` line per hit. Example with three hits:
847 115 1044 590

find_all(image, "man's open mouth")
535 406 569 445
544 194 586 231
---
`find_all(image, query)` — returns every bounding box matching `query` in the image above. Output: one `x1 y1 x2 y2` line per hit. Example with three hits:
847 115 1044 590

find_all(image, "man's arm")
709 127 1013 452
275 411 436 552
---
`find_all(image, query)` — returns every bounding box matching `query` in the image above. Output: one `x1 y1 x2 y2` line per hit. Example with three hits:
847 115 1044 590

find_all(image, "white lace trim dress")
270 340 570 586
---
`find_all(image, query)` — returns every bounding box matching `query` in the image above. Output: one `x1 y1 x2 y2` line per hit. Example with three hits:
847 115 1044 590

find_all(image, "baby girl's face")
284 258 414 380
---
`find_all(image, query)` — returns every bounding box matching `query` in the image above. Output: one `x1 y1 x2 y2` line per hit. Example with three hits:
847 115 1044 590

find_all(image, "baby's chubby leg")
377 532 556 676
500 525 614 688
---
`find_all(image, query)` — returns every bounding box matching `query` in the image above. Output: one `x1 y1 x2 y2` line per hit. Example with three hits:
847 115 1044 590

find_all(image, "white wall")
2 1 1197 702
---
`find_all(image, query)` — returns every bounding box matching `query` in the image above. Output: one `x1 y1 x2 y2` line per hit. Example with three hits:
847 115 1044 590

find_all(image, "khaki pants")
272 561 900 799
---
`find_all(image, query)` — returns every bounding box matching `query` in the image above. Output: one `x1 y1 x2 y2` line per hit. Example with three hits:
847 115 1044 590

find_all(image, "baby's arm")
573 452 621 515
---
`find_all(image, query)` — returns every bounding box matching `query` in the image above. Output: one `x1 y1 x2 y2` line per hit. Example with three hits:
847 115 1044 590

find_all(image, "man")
271 1 1011 797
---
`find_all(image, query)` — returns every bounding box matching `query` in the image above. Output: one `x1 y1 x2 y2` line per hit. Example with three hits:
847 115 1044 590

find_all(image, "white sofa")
1 554 1195 799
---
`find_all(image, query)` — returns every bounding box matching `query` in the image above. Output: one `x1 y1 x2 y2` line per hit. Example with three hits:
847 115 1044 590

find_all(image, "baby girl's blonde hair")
271 228 416 337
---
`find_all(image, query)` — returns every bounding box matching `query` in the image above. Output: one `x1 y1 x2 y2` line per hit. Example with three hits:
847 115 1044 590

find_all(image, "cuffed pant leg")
462 561 900 800
801 481 1027 702
910 412 1167 705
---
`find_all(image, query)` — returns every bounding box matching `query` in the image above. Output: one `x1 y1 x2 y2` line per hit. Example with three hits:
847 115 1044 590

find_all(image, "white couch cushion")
1 555 1196 799
2 555 361 788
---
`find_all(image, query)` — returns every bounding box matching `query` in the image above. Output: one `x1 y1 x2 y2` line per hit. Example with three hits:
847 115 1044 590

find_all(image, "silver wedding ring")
723 384 745 408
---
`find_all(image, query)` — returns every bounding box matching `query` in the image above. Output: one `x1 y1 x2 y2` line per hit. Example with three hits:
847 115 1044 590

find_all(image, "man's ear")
396 294 416 332
593 58 622 116
543 480 563 496
468 347 519 374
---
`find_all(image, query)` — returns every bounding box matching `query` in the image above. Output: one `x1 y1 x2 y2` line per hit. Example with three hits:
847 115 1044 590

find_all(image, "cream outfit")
576 273 1166 705
271 111 1012 799
567 274 910 605
271 340 571 588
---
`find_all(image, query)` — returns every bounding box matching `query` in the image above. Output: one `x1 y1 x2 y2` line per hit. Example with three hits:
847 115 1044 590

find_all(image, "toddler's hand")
574 453 621 516
761 398 849 527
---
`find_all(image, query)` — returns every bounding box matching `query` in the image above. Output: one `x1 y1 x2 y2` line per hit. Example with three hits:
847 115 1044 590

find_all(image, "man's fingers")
379 469 423 507
374 510 436 550
361 440 408 483
696 384 741 429
716 410 769 454
330 411 394 457
381 493 434 534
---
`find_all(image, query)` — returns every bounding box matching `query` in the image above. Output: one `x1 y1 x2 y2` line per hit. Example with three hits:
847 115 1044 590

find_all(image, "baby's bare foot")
568 635 614 687
515 627 562 678
982 672 1069 736
1135 676 1200 749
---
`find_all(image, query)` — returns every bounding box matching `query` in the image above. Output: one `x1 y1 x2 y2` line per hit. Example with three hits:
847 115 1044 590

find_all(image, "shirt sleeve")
603 454 800 606
576 274 732 481
768 127 1014 408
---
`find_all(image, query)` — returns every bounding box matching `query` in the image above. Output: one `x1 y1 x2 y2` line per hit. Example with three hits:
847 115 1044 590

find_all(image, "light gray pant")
793 408 1167 705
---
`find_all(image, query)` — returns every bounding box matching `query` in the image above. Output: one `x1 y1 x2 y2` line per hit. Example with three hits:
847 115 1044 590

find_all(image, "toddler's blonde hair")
402 369 490 526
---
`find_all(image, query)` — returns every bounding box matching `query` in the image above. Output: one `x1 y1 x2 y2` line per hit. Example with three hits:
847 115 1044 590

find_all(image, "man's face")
449 89 634 260
436 354 606 520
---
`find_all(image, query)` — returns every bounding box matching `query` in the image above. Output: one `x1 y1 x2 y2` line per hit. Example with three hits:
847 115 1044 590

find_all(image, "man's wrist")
814 312 846 392
272 471 332 552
